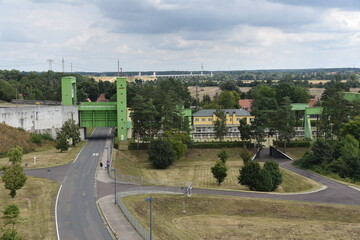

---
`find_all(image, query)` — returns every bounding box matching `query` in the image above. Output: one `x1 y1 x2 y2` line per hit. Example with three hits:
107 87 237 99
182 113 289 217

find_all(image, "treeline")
187 71 360 88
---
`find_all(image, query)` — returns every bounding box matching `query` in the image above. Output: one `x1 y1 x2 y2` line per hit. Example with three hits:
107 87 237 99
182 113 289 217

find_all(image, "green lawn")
123 194 360 240
113 148 321 192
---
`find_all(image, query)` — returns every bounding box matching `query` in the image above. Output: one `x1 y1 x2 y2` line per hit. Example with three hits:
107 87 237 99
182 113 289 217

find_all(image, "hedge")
273 140 311 148
128 141 254 150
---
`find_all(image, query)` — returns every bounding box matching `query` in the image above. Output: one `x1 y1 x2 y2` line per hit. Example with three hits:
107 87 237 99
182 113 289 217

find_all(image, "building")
239 99 253 112
192 109 254 141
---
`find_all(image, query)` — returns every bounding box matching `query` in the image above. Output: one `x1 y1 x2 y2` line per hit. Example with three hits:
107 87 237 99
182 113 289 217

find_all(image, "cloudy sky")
0 0 360 72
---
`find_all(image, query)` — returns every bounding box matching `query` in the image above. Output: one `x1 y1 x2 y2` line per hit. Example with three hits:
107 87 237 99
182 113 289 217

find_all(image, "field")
0 177 59 240
188 86 360 100
123 194 360 240
0 141 86 169
112 148 321 192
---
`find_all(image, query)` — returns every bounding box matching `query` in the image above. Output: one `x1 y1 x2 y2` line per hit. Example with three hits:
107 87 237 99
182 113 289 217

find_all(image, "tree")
263 161 282 191
211 160 227 185
240 149 252 164
61 119 80 146
7 146 23 165
256 168 273 192
1 164 27 198
337 134 360 181
274 97 295 152
163 129 189 160
238 118 251 147
217 149 229 163
213 108 228 141
219 80 239 92
130 95 159 143
55 131 69 152
341 116 360 143
148 139 176 169
238 161 262 191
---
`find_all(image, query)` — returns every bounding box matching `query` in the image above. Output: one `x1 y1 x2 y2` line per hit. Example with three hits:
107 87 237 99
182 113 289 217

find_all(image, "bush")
217 149 229 163
256 168 274 192
238 161 262 191
240 149 252 164
211 160 228 185
30 134 42 145
114 138 119 150
191 141 253 149
148 139 175 169
263 161 282 191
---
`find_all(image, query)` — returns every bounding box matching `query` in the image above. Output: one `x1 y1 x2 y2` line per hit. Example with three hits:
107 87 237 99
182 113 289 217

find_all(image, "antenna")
117 59 120 76
47 59 54 71
62 57 64 73
71 63 72 73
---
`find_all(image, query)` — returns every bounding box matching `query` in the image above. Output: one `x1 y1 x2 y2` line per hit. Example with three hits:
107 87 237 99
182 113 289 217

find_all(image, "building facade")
192 109 254 141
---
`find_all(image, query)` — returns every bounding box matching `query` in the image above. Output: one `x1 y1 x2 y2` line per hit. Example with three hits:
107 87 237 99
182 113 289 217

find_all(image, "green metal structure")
291 104 322 140
61 76 128 140
61 77 77 106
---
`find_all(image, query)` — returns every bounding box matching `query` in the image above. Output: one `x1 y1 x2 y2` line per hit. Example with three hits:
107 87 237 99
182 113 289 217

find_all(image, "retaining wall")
0 105 82 139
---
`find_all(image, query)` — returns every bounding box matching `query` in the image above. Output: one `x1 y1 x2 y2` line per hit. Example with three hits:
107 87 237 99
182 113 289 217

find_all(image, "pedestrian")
100 162 103 169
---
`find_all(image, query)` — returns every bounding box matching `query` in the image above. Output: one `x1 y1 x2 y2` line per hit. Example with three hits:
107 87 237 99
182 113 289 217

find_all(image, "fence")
269 146 293 160
116 188 185 240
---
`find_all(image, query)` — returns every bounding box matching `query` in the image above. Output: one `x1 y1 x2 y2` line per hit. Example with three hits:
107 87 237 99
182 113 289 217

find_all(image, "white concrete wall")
0 105 81 139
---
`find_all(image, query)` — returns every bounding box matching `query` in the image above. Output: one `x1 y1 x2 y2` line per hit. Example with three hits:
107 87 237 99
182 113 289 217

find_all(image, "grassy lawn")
280 147 310 160
0 177 59 240
123 194 360 240
0 141 86 169
113 148 320 192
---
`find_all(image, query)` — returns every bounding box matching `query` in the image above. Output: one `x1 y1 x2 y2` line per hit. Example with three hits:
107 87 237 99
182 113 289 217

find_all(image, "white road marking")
55 184 63 240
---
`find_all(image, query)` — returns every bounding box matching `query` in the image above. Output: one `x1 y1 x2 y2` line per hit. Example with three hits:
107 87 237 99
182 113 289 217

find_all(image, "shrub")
211 160 228 185
217 149 229 163
240 149 252 164
256 168 274 192
30 134 42 145
273 140 311 148
148 139 175 169
238 161 262 191
263 161 282 191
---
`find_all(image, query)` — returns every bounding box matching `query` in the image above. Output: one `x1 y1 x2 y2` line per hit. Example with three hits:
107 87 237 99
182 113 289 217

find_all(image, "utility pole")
47 59 54 71
117 59 120 76
71 63 73 73
62 57 64 73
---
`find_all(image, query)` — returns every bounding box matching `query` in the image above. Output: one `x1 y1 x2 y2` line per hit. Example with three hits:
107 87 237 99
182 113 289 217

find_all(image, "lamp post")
145 195 153 240
111 168 117 204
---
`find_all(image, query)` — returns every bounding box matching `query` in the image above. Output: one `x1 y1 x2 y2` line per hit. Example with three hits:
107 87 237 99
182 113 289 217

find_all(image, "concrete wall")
0 105 82 139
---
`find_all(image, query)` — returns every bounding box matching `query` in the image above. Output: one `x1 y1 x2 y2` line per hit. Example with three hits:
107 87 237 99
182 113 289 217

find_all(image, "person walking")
100 162 103 169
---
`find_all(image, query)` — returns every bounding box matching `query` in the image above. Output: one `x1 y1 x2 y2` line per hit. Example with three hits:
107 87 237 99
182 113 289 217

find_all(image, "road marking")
72 145 86 163
55 184 63 240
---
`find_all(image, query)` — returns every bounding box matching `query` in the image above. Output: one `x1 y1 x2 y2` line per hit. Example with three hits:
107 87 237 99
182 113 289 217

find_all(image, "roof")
193 109 251 117
308 98 318 108
239 99 253 109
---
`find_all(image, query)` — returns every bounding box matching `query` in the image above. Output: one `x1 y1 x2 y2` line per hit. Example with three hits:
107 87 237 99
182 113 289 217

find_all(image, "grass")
85 127 95 137
122 194 360 240
0 123 35 156
0 141 86 169
113 148 320 192
0 177 59 240
278 147 310 160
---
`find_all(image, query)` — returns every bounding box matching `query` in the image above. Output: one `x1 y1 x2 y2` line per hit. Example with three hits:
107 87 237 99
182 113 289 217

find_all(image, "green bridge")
61 76 128 140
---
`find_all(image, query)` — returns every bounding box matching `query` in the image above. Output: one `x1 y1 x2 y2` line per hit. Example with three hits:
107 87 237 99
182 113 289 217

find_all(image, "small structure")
239 99 253 112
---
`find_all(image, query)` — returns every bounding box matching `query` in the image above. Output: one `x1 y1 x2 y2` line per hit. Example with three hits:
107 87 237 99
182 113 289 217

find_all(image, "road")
56 127 113 240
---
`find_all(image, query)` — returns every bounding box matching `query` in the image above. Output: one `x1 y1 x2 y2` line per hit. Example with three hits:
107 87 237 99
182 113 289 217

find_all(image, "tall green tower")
61 76 77 105
116 77 127 140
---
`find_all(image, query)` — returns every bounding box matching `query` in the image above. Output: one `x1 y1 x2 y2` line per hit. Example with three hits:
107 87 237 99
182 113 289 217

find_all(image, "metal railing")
116 188 185 240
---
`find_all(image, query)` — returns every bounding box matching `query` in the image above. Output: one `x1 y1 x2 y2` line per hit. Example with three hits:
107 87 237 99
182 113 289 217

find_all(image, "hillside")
0 123 35 157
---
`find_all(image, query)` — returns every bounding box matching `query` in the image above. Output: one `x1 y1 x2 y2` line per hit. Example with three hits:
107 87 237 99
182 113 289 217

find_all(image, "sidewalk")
97 195 142 240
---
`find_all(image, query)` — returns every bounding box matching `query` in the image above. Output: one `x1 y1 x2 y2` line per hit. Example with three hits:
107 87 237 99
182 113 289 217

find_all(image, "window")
202 118 206 122
236 118 240 122
208 118 212 121
195 118 199 122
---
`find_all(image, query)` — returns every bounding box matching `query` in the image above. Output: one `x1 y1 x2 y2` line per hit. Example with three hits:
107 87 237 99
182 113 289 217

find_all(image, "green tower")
116 77 127 140
61 77 77 105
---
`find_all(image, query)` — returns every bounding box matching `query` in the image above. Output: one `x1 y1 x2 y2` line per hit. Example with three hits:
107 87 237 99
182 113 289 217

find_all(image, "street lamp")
111 168 117 204
145 195 153 240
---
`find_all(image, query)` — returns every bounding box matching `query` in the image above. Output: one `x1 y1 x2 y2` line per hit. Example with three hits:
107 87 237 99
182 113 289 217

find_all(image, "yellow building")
192 109 254 140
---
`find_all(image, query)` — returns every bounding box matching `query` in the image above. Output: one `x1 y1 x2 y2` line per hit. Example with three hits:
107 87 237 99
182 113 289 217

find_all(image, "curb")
96 199 118 240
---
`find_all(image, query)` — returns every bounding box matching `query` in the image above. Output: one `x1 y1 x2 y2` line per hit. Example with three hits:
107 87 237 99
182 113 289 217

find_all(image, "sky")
0 0 360 72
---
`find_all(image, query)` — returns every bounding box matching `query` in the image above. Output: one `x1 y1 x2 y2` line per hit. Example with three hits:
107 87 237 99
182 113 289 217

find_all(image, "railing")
116 187 185 240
